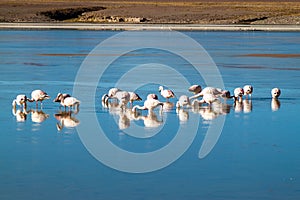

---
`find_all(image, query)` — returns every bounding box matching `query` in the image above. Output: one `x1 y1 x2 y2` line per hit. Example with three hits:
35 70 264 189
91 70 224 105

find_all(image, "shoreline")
1 23 300 31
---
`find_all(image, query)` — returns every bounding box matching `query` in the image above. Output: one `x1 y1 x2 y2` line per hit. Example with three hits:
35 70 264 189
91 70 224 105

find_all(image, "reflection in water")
192 102 231 121
30 109 49 123
104 101 164 129
12 107 50 123
12 107 28 122
271 98 281 111
162 102 174 112
55 111 80 131
134 111 163 128
233 100 253 113
176 108 189 123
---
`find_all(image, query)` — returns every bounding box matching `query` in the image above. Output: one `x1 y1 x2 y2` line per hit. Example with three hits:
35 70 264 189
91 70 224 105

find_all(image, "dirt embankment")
1 0 300 24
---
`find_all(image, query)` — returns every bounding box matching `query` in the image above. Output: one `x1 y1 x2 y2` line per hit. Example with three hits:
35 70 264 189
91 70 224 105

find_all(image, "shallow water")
1 30 300 200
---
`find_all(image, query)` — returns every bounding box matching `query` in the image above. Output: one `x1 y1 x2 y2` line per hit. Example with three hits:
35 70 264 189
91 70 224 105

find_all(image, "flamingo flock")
12 85 281 130
100 84 281 128
12 89 81 130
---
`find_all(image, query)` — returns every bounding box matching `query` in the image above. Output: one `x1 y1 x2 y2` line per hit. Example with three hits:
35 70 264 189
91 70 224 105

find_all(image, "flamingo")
147 93 158 100
159 86 175 101
12 94 28 109
102 87 121 102
128 92 142 105
188 84 202 94
132 94 164 113
53 93 71 103
176 95 191 108
243 85 253 99
28 89 50 108
102 88 132 108
56 93 80 110
190 87 223 100
271 88 281 99
234 87 244 102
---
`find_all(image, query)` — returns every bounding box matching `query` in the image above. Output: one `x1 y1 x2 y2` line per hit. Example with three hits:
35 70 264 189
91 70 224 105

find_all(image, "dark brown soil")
1 0 300 24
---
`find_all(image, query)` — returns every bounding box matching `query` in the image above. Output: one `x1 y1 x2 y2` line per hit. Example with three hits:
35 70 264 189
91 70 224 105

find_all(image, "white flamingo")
176 95 191 108
271 88 281 99
147 93 158 100
188 84 202 94
159 86 175 101
53 93 71 103
56 93 80 110
234 87 244 102
102 88 136 108
243 85 253 99
12 94 28 109
102 87 121 102
28 89 50 108
190 87 225 100
128 91 142 105
132 94 164 113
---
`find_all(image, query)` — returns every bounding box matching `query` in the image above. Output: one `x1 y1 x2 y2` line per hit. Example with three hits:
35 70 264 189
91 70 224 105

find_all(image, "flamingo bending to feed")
132 93 164 113
56 93 80 110
102 88 139 108
102 87 121 102
12 94 28 109
176 95 191 108
234 87 244 102
243 85 253 99
159 86 175 101
188 85 202 94
271 88 281 99
190 87 227 100
114 91 130 108
53 93 71 103
128 92 142 105
28 89 50 107
192 93 219 106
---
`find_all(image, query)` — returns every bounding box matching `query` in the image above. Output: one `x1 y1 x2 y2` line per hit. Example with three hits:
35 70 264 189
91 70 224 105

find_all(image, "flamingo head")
271 88 281 98
158 86 164 92
243 85 253 95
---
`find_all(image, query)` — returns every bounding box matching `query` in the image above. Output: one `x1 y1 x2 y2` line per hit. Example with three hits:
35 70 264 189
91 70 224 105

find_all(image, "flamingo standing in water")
243 85 253 99
28 89 50 108
234 87 244 102
53 93 71 103
132 93 164 113
102 87 121 102
159 86 175 102
176 95 191 108
190 87 224 100
56 93 80 111
271 88 281 99
12 94 28 109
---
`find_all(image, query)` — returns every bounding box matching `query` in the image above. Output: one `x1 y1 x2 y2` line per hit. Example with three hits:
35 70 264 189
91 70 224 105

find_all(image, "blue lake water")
1 30 300 200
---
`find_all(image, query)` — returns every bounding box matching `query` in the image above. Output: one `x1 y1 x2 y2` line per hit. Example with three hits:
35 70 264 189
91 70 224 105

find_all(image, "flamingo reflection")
55 111 80 131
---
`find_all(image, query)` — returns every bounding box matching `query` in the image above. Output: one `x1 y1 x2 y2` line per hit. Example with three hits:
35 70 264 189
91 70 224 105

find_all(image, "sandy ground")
1 0 300 25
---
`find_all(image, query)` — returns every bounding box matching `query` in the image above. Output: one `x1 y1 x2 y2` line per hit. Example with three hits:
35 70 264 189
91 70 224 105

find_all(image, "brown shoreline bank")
1 1 300 25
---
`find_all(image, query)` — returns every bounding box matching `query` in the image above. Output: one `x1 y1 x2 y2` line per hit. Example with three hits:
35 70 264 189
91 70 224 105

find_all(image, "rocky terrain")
1 0 300 24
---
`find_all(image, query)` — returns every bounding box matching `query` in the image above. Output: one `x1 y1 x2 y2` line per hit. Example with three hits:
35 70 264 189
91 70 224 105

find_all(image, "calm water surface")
0 30 300 200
